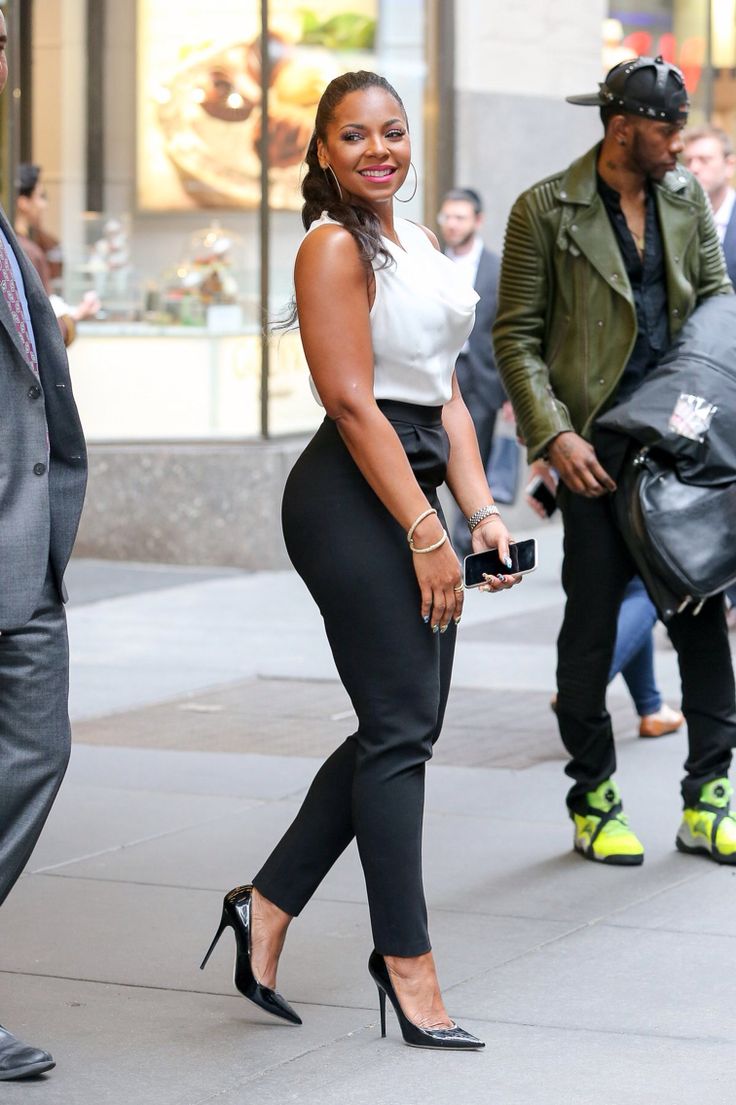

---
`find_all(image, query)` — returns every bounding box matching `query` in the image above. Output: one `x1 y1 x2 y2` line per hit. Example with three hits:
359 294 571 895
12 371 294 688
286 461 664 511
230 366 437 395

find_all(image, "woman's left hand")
471 517 522 593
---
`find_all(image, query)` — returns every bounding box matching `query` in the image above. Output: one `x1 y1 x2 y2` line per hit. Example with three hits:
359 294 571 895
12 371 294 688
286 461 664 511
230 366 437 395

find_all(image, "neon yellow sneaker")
572 780 644 866
676 778 736 865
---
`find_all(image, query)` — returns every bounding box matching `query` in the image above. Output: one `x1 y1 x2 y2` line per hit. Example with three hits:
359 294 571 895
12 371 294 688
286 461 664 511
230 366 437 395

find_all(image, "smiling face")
317 85 411 210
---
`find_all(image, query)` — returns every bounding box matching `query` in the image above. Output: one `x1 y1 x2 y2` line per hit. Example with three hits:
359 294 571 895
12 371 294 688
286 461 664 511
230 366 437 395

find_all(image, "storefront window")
51 1 430 443
605 1 736 130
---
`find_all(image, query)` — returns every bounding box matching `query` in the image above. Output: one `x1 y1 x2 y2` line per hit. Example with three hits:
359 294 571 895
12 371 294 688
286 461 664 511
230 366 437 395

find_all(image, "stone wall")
74 440 306 569
454 0 607 250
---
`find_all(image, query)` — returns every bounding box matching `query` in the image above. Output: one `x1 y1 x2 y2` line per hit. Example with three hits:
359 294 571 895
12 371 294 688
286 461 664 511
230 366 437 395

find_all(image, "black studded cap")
566 55 689 123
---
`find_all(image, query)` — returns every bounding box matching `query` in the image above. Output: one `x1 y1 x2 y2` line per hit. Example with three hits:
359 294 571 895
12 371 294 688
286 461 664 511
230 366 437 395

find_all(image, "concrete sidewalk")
1 526 734 1105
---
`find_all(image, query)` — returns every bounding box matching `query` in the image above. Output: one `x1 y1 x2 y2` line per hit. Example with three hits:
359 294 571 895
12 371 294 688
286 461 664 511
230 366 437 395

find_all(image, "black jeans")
556 487 736 812
254 402 455 957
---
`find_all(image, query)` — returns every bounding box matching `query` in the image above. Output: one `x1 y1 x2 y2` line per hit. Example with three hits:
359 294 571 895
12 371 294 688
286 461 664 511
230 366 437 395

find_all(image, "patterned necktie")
0 233 39 377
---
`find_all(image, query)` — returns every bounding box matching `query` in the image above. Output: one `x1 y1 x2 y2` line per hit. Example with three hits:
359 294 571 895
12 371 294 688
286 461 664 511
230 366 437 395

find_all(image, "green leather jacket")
493 144 733 460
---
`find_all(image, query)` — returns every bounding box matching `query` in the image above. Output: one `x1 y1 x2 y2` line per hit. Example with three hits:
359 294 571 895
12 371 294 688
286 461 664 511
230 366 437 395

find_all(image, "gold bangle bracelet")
407 507 438 545
409 530 448 554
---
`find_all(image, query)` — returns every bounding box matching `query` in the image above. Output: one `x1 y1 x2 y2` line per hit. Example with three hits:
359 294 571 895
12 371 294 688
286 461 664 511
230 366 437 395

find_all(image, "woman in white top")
200 71 520 1051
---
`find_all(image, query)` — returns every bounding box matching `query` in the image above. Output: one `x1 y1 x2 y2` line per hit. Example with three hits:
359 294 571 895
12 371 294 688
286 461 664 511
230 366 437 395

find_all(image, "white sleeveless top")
303 212 479 406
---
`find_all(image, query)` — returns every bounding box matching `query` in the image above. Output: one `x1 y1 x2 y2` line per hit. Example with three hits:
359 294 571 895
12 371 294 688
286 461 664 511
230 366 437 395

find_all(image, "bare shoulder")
406 221 441 251
296 223 363 274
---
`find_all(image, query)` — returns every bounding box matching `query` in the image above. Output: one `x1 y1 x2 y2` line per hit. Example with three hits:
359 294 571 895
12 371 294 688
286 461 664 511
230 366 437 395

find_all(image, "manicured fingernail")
497 573 505 582
504 557 513 569
432 624 440 634
454 617 461 626
423 615 430 624
440 625 448 634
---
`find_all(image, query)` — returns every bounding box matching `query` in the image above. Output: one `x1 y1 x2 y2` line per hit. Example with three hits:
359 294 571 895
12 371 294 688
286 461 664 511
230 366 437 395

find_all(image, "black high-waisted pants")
253 401 455 956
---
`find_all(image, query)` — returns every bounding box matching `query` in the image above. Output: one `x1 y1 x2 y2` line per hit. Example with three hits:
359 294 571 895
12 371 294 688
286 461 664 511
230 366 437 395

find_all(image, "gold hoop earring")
396 162 418 204
323 165 344 203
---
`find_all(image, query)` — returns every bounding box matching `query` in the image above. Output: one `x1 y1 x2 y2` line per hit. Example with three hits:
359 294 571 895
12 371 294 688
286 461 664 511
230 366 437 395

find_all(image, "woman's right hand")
410 516 464 631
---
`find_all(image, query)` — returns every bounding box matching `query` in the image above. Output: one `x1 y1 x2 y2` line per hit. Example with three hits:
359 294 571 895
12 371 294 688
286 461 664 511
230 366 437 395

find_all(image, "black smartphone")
463 538 538 589
526 475 558 517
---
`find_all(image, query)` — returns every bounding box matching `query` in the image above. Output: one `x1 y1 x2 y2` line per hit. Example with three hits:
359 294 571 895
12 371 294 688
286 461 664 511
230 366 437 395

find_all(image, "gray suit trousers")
0 567 70 907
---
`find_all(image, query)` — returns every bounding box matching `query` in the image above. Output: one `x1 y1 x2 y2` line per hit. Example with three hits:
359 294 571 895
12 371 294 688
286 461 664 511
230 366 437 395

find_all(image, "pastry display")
161 223 244 325
150 7 377 210
199 61 258 123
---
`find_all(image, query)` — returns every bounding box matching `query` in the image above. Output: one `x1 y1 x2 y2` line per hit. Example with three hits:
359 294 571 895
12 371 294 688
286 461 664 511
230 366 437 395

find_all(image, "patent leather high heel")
368 951 484 1050
200 884 302 1025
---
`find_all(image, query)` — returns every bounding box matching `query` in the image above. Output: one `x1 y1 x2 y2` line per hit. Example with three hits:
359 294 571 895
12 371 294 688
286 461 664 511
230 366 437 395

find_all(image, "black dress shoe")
0 1025 55 1080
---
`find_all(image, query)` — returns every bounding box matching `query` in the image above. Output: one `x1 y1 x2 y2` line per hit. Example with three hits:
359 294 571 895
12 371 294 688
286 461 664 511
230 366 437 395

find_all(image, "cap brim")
565 92 604 106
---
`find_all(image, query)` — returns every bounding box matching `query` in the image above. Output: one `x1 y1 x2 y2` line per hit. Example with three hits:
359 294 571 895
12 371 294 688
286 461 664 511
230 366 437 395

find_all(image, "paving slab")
71 680 574 769
66 557 244 606
1 972 730 1105
0 973 371 1105
64 744 317 802
43 797 306 890
23 785 256 873
67 573 335 721
0 875 571 1014
0 876 296 999
209 1017 732 1105
448 922 736 1042
609 864 736 938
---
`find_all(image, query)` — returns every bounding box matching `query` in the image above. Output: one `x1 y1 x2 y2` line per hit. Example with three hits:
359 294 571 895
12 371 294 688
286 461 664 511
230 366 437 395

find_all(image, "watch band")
467 504 500 533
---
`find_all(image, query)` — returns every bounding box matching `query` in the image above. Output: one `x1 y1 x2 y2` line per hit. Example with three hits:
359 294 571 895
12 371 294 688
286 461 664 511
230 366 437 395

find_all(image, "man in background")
494 55 736 868
438 188 504 556
682 125 736 285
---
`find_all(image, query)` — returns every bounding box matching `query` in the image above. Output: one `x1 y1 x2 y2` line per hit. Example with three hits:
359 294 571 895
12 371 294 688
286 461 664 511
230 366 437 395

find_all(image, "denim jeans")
608 575 661 717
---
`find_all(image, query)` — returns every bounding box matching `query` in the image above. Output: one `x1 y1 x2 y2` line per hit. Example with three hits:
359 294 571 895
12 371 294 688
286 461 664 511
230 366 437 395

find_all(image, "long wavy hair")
301 70 408 271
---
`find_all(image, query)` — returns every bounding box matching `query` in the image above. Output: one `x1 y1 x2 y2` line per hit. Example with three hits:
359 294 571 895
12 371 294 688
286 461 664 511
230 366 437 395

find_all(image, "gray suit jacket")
452 246 505 414
722 203 736 290
0 207 87 630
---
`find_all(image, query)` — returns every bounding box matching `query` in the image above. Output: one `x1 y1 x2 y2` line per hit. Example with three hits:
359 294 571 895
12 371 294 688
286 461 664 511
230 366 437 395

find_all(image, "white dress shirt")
712 187 736 245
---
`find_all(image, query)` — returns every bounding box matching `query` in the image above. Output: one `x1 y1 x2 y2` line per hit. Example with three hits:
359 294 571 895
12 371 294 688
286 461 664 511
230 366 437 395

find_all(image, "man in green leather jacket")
494 56 736 868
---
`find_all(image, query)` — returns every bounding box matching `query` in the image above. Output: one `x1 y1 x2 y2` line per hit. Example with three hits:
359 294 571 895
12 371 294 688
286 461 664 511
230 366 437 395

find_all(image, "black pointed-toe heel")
368 951 484 1050
200 884 302 1025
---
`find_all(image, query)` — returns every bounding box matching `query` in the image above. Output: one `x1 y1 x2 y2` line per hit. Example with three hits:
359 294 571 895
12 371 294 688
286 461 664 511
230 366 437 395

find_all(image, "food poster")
137 0 378 211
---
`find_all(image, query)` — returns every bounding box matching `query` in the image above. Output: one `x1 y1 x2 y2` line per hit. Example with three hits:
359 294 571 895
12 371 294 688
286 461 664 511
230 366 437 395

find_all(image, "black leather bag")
613 447 736 622
597 297 736 621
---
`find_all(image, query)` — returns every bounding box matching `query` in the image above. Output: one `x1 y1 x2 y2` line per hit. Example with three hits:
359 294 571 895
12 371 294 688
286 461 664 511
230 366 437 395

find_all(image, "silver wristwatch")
467 504 501 533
